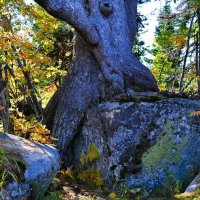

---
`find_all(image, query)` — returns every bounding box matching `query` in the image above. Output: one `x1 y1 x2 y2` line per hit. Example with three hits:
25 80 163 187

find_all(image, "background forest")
0 0 200 199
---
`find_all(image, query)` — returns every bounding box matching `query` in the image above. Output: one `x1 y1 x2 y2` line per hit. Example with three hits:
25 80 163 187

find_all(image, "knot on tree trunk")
99 1 113 17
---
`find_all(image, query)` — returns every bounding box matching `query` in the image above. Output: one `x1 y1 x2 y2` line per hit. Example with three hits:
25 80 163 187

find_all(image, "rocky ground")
46 179 200 200
58 182 108 200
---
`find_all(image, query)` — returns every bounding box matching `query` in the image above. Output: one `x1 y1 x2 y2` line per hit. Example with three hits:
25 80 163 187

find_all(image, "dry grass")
0 145 26 188
174 190 200 200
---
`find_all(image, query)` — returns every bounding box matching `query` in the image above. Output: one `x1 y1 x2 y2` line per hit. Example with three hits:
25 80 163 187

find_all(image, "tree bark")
52 35 102 160
35 0 158 159
0 69 13 134
197 9 200 97
179 13 196 94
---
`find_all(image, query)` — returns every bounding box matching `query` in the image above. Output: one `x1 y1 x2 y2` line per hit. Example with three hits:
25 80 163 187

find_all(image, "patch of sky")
139 0 178 66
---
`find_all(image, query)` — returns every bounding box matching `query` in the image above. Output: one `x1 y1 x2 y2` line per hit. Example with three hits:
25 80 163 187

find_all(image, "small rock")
185 173 200 193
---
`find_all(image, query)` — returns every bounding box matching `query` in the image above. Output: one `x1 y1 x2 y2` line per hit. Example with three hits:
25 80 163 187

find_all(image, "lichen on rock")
70 98 200 194
142 121 188 174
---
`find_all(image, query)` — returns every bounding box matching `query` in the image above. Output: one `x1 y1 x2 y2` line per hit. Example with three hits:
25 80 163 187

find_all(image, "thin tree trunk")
5 64 43 118
0 69 13 133
13 44 43 119
179 13 196 94
197 9 200 97
171 50 182 92
182 78 195 93
2 14 43 119
158 64 165 84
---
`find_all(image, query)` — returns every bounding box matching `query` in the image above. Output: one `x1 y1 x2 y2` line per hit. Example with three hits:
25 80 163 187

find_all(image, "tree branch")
34 0 99 45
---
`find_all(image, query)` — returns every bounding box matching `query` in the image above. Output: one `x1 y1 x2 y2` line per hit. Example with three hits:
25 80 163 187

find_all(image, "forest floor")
56 184 200 200
58 182 108 200
46 180 200 200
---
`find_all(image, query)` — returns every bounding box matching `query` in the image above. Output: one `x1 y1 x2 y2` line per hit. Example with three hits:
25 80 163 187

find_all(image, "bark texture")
0 70 13 134
35 0 159 158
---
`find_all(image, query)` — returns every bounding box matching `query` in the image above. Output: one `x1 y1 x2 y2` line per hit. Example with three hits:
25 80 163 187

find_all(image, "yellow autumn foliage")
108 192 118 200
60 167 75 180
80 143 99 165
78 168 103 187
171 35 187 49
13 116 53 144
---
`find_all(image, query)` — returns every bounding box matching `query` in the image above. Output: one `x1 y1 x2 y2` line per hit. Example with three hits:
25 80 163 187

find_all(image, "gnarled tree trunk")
35 0 158 160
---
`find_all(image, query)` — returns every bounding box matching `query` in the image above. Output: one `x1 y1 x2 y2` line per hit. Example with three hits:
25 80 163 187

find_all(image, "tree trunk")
179 13 195 94
52 35 102 160
0 69 13 134
197 9 200 97
35 0 158 160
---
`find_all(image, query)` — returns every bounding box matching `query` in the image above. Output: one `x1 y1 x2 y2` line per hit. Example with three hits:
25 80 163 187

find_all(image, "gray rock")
0 133 60 200
185 173 200 193
71 98 200 192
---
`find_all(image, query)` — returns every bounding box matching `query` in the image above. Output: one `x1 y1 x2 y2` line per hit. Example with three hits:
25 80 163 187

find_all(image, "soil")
58 182 108 200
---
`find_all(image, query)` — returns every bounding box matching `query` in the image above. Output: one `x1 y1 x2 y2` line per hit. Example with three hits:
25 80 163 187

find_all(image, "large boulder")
0 133 60 200
71 98 200 194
